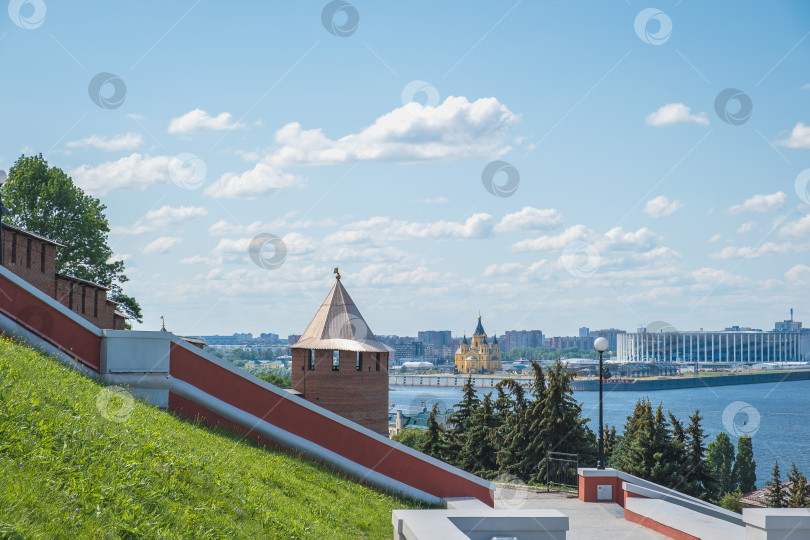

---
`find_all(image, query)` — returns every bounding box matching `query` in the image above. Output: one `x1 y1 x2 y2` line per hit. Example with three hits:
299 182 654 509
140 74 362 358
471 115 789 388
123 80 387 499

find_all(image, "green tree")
648 404 685 488
494 378 532 480
732 435 757 493
448 376 480 430
718 491 743 513
668 412 686 446
446 376 480 465
787 463 809 508
533 360 596 482
766 461 786 508
254 372 291 388
611 400 685 490
705 432 736 500
3 154 141 321
683 410 714 499
418 403 448 460
520 361 553 482
459 393 498 477
602 424 618 462
392 428 426 450
610 399 656 478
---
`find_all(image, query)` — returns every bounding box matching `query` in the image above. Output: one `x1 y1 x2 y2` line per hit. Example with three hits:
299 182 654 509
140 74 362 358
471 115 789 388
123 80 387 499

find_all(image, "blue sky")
2 1 809 338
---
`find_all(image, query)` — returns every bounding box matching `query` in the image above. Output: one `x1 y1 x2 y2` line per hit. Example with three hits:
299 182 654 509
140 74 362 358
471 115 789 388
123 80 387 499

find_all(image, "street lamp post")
594 336 609 470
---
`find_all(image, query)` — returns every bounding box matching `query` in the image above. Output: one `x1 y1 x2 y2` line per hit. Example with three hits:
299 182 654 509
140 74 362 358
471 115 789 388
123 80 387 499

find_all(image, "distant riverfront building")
454 315 502 373
501 329 544 352
617 329 810 364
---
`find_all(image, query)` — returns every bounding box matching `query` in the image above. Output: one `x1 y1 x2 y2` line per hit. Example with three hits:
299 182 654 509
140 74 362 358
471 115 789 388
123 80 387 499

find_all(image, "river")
389 379 810 488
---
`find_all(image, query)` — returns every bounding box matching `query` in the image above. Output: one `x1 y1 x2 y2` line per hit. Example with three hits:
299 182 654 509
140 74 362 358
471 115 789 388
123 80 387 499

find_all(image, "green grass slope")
0 337 422 539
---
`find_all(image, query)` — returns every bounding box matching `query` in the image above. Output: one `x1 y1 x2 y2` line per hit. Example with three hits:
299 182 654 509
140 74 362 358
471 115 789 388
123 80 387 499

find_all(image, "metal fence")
546 451 579 494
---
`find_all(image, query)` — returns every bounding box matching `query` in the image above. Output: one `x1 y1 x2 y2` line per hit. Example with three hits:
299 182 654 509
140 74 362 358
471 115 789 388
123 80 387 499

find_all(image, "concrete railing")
393 498 569 540
624 496 744 539
579 468 810 540
743 508 810 539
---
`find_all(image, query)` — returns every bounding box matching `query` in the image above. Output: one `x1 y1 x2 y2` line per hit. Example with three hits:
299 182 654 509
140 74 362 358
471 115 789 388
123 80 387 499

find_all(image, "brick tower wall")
291 348 389 435
1 226 125 330
2 230 57 297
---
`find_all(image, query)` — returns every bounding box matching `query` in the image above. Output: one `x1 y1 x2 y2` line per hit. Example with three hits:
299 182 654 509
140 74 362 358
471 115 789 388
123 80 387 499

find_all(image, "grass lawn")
0 337 425 539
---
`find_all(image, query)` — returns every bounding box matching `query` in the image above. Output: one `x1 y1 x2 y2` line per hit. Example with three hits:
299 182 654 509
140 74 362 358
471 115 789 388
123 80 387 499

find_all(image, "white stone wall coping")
392 509 568 540
743 508 810 530
445 497 490 510
623 481 743 525
625 496 744 540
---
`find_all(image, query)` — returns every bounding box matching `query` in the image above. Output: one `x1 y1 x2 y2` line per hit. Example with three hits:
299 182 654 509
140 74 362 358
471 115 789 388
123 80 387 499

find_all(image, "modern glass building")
616 331 810 364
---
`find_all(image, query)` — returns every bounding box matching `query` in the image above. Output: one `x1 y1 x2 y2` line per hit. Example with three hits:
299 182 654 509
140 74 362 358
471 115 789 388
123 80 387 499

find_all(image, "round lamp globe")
594 337 609 353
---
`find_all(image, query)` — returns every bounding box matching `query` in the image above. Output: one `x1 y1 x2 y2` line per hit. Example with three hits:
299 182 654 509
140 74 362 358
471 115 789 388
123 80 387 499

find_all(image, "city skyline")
199 306 804 345
2 2 810 337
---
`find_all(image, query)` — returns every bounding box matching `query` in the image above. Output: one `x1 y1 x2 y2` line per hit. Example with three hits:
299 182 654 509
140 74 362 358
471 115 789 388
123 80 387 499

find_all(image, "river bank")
389 369 810 391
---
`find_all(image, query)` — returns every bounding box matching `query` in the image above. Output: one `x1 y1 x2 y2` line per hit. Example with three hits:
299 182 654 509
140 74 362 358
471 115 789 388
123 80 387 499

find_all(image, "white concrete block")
101 330 171 373
744 508 810 540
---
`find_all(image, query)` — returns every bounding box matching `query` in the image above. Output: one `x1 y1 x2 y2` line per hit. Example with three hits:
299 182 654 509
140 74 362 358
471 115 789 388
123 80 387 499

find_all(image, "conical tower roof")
290 275 392 353
474 314 486 336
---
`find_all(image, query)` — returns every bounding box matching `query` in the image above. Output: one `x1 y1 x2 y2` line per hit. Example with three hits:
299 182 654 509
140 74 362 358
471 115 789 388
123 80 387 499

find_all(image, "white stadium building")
617 330 810 364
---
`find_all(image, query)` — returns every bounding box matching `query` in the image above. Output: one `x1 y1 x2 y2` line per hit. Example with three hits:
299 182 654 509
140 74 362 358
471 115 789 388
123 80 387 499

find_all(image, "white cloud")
144 205 207 227
71 153 173 195
419 196 450 204
737 221 756 233
208 96 518 198
67 132 143 151
267 96 517 167
204 163 304 199
325 213 493 245
483 262 523 276
708 233 722 243
353 264 448 287
643 196 683 218
512 225 671 277
206 213 337 236
775 122 810 149
512 225 591 251
180 255 219 265
142 236 181 254
213 232 316 258
600 227 660 251
779 214 810 237
114 205 208 235
108 253 130 263
785 264 810 285
168 109 246 134
494 207 563 233
711 242 799 259
645 103 709 127
692 268 751 289
727 192 787 214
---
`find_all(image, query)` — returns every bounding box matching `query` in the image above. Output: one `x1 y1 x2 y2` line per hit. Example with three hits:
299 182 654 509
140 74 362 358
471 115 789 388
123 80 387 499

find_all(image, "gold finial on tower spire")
334 267 341 280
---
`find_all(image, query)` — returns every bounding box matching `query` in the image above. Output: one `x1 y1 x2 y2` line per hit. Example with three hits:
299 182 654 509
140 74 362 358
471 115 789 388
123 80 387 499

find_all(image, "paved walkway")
493 486 669 539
